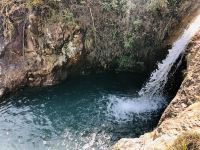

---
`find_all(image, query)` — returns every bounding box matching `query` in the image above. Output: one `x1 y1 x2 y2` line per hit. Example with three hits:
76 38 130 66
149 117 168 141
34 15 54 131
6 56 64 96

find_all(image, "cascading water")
107 15 200 121
139 15 200 98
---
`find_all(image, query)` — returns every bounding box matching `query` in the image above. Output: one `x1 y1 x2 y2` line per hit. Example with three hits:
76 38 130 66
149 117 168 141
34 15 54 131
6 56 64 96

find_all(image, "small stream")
0 73 167 150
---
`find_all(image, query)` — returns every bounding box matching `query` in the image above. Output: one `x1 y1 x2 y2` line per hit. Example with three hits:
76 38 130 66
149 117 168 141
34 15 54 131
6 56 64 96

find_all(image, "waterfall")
139 15 200 98
107 15 200 122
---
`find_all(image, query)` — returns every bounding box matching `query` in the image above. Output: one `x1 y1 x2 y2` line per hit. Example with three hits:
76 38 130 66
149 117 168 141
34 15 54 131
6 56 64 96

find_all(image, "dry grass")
168 132 200 150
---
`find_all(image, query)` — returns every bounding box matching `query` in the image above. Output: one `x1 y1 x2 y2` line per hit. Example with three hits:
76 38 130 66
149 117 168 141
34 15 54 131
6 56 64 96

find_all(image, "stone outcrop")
111 31 200 150
0 3 84 98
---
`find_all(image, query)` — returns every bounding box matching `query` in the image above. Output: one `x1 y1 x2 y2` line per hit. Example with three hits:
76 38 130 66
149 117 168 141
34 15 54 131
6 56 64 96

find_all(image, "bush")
147 0 168 11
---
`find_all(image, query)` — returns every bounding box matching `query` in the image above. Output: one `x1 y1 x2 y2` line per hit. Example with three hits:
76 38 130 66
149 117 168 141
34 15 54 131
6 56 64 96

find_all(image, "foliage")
124 33 136 49
84 32 94 50
147 0 168 11
101 0 126 13
118 54 136 69
26 0 44 7
46 9 75 26
116 53 144 71
101 1 113 11
132 19 143 32
168 0 186 6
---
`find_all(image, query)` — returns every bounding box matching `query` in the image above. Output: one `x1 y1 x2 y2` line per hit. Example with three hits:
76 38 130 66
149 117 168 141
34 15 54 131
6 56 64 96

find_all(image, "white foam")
106 95 166 122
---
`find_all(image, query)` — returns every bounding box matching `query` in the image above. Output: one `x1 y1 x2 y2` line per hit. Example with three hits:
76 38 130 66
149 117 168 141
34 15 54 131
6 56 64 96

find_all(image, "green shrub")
101 1 113 11
117 54 136 70
147 0 168 11
124 33 137 49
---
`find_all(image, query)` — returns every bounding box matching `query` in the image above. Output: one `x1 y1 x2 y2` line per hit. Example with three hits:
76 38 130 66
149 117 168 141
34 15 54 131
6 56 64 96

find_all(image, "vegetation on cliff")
0 0 197 73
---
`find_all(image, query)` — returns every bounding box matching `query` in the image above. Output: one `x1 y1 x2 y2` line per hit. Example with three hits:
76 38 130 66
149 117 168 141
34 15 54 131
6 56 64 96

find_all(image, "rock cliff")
0 1 84 97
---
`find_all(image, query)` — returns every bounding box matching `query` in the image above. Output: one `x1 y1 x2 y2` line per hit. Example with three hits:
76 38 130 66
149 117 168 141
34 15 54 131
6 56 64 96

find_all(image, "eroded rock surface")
0 3 83 98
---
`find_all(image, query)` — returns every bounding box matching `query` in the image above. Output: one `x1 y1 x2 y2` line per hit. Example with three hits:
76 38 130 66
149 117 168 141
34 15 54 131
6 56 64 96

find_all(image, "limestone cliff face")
0 3 84 97
111 31 200 150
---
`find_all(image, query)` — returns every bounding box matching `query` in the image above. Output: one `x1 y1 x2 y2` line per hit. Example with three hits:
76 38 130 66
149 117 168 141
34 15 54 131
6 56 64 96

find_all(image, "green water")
0 73 166 150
